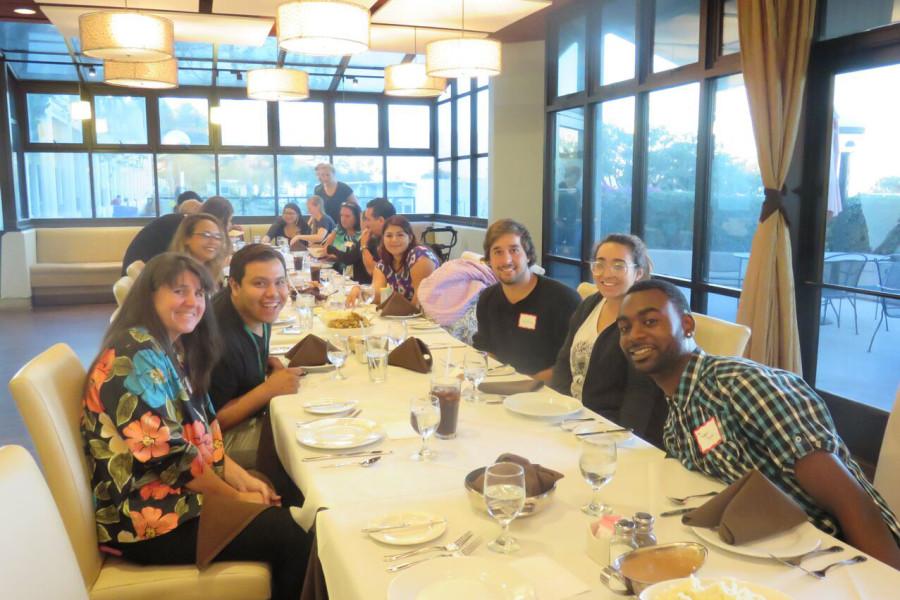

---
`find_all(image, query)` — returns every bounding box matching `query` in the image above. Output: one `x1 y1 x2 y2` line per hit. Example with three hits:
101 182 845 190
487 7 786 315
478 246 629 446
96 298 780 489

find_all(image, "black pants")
114 508 309 600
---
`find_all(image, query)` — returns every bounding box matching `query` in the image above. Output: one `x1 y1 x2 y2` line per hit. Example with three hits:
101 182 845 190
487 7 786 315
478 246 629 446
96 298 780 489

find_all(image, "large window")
277 154 328 209
387 156 434 214
159 97 209 145
94 95 147 145
593 96 634 240
333 155 383 202
388 104 429 149
218 154 276 216
219 99 268 146
335 102 378 148
93 153 155 217
279 101 325 147
26 93 82 144
25 152 91 218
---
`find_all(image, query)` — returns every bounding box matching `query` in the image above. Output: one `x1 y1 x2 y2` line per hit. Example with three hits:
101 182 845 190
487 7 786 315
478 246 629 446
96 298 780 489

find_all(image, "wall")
489 40 547 256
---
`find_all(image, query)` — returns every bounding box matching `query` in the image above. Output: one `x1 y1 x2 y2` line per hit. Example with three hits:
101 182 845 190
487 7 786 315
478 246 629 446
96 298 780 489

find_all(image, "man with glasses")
617 279 900 568
473 219 580 380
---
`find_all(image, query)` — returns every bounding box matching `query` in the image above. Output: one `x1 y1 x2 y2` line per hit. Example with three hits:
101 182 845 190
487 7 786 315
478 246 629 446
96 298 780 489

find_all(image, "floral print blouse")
376 245 440 301
81 327 224 545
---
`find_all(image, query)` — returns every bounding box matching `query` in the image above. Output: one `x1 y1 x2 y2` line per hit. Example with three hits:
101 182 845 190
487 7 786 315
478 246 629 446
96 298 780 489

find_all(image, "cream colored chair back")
0 445 89 600
875 386 900 515
8 343 103 588
692 313 752 357
577 282 598 300
112 276 133 307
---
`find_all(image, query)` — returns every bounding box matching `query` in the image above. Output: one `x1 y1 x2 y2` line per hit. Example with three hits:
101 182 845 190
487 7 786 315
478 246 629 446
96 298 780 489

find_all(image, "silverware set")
383 532 481 572
666 491 719 505
768 546 863 579
302 449 391 463
575 427 632 437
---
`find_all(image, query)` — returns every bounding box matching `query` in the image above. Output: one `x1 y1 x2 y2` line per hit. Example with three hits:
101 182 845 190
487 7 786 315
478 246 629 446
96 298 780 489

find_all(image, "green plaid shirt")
664 350 900 541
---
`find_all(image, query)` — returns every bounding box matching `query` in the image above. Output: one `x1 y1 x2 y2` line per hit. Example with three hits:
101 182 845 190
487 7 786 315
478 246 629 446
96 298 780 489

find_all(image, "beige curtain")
735 0 816 374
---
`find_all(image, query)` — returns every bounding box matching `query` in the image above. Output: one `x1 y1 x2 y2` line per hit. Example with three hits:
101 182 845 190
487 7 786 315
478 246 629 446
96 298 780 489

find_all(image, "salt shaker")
609 518 637 565
632 512 657 548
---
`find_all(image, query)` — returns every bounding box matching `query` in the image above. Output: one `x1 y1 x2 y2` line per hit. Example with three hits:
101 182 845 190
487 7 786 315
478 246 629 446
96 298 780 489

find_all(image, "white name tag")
518 313 537 330
693 417 723 455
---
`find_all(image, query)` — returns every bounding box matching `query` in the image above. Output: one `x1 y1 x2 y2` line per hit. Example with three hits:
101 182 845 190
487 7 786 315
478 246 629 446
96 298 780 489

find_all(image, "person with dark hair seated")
370 215 439 306
323 202 363 279
81 252 310 599
262 202 307 246
169 213 230 286
550 233 667 447
120 191 203 275
289 196 335 247
200 195 235 232
617 279 900 568
360 197 396 277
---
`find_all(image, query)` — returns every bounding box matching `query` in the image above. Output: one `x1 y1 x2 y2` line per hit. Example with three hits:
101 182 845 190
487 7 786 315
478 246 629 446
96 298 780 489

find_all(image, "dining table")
268 304 900 599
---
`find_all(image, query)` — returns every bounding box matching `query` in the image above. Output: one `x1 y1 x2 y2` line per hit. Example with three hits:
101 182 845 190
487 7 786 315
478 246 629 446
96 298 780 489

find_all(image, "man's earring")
686 332 693 338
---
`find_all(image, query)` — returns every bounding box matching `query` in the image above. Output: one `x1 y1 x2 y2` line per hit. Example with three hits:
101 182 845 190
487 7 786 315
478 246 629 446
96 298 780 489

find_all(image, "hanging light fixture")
80 11 174 62
384 28 446 97
247 68 310 101
104 58 178 89
70 100 92 121
426 1 501 79
277 1 369 56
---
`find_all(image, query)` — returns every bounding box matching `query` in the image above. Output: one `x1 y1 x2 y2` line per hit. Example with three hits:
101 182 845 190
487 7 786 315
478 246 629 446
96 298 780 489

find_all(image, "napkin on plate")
387 337 433 373
472 453 564 497
478 379 544 395
285 334 335 367
379 293 419 317
681 469 808 545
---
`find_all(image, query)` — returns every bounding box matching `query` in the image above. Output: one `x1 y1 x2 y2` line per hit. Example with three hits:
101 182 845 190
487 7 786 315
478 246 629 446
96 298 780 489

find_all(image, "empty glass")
327 335 349 380
463 351 488 403
484 461 526 553
386 320 408 349
295 293 315 332
360 284 375 304
365 335 390 383
579 437 617 516
410 395 440 461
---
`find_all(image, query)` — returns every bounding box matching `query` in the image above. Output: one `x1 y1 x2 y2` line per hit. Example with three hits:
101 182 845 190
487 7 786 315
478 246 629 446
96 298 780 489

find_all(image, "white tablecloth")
269 314 900 599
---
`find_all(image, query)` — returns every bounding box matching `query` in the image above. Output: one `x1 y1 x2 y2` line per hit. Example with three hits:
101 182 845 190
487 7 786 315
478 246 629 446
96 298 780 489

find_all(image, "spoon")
322 456 382 468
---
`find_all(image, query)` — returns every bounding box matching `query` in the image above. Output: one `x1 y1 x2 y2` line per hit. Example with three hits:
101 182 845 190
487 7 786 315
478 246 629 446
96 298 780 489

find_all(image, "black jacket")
550 292 667 448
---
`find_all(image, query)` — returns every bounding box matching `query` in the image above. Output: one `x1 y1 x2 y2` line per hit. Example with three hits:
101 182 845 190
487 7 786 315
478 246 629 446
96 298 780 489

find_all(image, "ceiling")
0 0 556 90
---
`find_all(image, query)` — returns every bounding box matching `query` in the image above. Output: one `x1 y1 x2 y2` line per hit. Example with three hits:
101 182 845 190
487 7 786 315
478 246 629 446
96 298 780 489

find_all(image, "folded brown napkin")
478 379 544 395
196 493 270 568
285 334 335 367
681 469 807 545
379 293 419 317
472 453 564 497
388 337 433 373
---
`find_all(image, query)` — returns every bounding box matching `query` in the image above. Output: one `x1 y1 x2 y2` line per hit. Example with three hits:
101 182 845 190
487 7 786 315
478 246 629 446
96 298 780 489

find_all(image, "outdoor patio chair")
821 253 868 334
422 225 458 263
867 255 900 352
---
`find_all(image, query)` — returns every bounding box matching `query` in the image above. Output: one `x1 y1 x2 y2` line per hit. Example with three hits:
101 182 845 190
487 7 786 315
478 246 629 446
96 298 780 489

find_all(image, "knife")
302 450 391 462
660 507 694 517
575 428 632 437
361 519 446 534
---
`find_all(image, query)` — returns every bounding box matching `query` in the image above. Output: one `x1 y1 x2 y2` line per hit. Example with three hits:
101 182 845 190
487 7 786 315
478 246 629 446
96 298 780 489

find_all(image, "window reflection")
219 99 268 146
477 89 490 154
438 162 452 214
335 103 378 148
599 0 636 86
156 154 216 210
332 155 383 202
387 156 434 213
159 97 209 146
388 104 430 149
438 102 451 159
27 93 82 143
458 158 471 216
457 95 471 157
280 101 324 147
550 108 585 258
593 96 634 241
277 155 329 210
218 154 276 216
653 0 700 72
94 95 147 145
93 154 154 217
477 157 489 218
25 152 91 218
557 13 586 96
722 0 740 55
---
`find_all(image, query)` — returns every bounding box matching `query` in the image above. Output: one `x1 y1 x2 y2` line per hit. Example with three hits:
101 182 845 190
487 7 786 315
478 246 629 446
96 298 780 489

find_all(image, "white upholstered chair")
9 343 271 600
875 386 900 515
576 282 598 299
0 445 89 600
692 313 752 357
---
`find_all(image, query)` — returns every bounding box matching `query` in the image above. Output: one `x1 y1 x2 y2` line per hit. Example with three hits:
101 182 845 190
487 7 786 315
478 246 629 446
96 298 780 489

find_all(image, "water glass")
360 284 375 305
365 335 390 383
327 335 349 380
463 351 488 403
484 462 526 554
579 437 617 516
386 320 408 349
409 395 440 461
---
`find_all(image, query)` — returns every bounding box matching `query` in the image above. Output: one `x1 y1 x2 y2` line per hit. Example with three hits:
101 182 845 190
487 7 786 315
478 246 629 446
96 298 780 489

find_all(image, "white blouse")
569 298 605 400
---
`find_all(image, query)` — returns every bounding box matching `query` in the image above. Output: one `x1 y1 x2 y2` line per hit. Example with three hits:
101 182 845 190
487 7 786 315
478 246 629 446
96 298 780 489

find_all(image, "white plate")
640 577 793 600
388 557 536 600
296 417 383 450
690 521 822 559
572 421 634 443
273 316 295 326
269 345 294 356
303 398 358 415
409 321 442 331
381 312 423 320
299 363 336 373
366 511 447 546
503 393 582 419
485 365 516 377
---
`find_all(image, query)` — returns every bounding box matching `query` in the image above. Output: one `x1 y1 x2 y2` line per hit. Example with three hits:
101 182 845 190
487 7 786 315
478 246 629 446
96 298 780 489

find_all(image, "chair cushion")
89 558 271 600
30 262 122 288
36 227 139 264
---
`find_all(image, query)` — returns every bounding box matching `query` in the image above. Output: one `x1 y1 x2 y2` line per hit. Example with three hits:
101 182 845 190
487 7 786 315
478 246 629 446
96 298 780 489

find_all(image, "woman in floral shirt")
81 252 308 599
371 215 439 307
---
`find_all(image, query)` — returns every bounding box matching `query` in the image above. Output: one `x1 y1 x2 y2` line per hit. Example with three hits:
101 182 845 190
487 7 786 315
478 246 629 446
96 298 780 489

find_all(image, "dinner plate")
503 393 582 419
640 577 792 600
303 398 358 415
690 521 821 559
366 511 447 546
381 312 423 320
273 316 296 326
269 345 294 356
387 557 536 600
296 417 383 450
299 363 336 373
572 421 635 443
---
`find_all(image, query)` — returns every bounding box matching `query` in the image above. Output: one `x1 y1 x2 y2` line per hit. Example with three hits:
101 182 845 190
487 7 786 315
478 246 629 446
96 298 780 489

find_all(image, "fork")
383 530 473 562
665 491 719 505
808 555 866 579
775 544 843 567
386 537 481 572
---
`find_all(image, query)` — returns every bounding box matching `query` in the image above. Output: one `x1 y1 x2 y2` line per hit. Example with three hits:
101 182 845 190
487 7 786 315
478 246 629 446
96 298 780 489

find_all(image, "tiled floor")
0 303 115 455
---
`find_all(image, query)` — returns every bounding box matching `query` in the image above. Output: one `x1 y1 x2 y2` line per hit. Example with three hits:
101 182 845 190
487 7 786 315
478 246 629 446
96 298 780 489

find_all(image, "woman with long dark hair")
263 202 307 245
371 215 439 306
169 213 229 285
324 201 363 277
81 253 308 599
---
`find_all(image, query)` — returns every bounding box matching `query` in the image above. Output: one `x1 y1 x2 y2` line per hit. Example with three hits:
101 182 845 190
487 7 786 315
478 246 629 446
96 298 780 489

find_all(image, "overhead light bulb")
277 1 369 56
80 11 174 62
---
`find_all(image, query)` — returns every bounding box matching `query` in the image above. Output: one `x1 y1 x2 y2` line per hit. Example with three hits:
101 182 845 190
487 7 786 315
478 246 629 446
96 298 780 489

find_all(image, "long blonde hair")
169 213 229 284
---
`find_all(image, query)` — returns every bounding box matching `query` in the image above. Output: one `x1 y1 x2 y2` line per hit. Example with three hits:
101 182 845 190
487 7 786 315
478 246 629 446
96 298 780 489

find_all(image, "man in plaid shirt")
617 279 900 569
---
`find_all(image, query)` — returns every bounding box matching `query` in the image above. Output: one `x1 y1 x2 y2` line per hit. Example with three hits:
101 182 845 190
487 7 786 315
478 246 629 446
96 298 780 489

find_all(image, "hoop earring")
686 332 694 338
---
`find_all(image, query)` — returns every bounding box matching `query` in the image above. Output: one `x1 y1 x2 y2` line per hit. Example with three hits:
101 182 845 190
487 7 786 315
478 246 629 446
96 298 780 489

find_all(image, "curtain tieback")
760 186 790 226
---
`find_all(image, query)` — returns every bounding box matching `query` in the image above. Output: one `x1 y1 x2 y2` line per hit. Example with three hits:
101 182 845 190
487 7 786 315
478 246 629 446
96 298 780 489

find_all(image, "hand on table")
265 366 304 396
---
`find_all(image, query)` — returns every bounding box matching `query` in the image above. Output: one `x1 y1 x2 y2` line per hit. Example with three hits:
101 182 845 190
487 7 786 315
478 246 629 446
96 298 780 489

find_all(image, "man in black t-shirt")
209 245 304 470
473 219 580 379
120 191 202 275
359 197 397 277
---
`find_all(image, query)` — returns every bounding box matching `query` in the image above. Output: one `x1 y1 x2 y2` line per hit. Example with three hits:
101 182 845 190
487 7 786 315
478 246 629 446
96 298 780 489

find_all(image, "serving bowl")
463 467 557 518
600 542 708 596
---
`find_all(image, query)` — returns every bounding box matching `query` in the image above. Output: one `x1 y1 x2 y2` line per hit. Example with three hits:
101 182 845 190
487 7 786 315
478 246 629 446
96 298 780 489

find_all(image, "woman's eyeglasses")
590 260 634 275
192 231 224 241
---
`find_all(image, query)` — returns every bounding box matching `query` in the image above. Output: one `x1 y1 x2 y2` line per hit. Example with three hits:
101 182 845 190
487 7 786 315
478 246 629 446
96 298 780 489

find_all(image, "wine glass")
409 395 440 461
360 284 375 305
462 351 488 403
327 335 349 380
484 461 526 554
386 320 407 349
579 437 617 516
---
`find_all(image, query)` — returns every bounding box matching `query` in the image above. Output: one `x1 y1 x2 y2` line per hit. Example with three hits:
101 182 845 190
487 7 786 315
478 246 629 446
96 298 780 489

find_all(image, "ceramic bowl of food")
463 467 557 518
600 542 708 596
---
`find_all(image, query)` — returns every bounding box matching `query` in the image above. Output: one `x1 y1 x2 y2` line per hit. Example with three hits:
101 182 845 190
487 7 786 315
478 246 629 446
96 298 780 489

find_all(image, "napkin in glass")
379 293 419 317
286 334 335 367
387 337 433 373
478 379 544 395
681 469 808 545
472 453 564 497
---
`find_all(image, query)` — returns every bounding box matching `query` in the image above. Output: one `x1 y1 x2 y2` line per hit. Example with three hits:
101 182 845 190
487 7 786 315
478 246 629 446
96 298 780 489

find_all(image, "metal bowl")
600 542 708 596
463 467 558 518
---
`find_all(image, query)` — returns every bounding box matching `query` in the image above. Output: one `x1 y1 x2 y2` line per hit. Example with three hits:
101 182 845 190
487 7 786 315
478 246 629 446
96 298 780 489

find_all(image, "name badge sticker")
693 416 723 455
518 313 538 330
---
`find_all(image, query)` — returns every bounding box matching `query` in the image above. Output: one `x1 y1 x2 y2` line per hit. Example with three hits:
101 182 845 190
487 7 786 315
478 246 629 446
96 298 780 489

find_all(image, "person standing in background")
314 162 358 223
